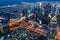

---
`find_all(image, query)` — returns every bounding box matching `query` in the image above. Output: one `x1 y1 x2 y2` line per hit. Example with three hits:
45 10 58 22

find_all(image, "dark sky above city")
0 0 60 6
0 0 60 1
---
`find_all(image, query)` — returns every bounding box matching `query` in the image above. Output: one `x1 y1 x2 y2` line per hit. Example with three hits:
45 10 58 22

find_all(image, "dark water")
0 0 60 6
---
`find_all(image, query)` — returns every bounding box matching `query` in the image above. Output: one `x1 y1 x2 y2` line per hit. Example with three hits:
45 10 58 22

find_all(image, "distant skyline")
0 0 60 6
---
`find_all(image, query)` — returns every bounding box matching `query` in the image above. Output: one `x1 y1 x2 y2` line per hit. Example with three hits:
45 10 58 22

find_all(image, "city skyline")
0 0 60 6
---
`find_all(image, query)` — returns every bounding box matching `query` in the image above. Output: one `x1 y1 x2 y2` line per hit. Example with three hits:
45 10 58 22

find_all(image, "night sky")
0 0 60 6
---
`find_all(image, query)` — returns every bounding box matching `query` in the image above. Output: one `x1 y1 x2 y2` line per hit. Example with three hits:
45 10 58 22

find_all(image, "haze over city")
0 0 60 6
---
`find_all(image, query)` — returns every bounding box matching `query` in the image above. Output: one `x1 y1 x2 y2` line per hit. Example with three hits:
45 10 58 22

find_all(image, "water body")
0 0 60 6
